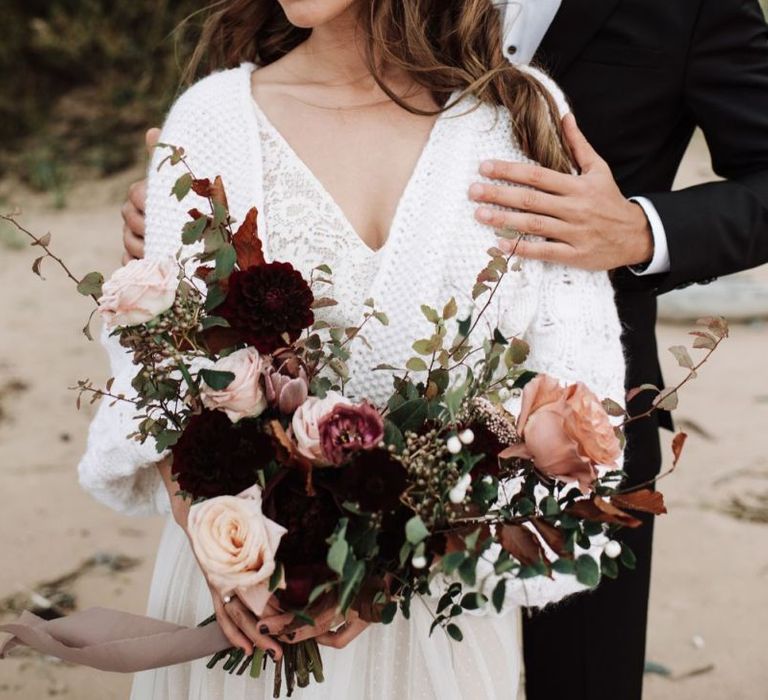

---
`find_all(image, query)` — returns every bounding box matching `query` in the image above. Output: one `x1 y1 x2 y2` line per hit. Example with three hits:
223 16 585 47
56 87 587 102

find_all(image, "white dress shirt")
495 0 671 275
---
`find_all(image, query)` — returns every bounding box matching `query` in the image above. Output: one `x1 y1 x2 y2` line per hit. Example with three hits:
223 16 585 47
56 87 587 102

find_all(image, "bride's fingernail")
259 624 269 635
477 208 493 222
480 161 494 175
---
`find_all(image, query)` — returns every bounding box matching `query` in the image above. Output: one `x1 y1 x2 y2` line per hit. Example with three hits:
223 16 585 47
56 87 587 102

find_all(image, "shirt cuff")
628 197 671 276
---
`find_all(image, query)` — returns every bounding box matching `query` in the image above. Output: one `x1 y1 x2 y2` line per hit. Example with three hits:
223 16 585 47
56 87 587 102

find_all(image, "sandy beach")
0 134 766 699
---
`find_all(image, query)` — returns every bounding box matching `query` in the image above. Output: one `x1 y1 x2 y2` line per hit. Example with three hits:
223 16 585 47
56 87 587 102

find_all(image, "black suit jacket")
533 0 768 478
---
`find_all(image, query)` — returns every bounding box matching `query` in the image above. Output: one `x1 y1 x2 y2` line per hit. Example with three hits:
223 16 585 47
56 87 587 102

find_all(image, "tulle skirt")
130 517 522 700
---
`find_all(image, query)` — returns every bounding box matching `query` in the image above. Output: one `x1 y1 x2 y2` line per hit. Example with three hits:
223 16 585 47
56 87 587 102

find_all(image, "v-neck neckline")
250 93 447 256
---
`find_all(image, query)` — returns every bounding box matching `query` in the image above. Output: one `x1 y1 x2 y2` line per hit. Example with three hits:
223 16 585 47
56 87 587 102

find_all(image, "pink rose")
200 348 269 423
290 392 351 465
187 484 287 616
98 256 178 328
319 401 384 466
501 374 621 493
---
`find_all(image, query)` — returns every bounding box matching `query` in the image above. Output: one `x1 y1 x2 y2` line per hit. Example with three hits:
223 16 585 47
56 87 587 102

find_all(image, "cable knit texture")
79 65 625 614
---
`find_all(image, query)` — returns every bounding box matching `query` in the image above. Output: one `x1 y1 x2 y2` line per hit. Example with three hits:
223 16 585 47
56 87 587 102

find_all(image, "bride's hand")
155 460 294 657
260 597 370 649
209 589 289 660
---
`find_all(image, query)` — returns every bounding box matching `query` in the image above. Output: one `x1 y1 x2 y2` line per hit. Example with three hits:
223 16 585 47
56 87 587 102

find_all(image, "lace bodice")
253 101 383 333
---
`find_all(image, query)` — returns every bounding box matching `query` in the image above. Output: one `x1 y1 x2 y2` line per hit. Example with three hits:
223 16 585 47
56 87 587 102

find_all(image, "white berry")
446 436 462 454
604 540 622 559
412 555 427 569
449 487 465 504
459 428 475 445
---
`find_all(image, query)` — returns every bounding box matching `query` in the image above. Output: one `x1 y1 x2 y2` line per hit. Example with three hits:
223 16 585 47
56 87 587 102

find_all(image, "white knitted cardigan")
78 63 626 607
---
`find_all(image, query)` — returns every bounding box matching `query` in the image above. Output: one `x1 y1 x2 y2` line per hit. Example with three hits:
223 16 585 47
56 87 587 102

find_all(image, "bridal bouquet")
2 145 728 697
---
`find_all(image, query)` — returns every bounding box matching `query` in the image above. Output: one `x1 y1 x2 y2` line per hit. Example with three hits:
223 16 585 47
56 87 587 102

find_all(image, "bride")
79 0 625 698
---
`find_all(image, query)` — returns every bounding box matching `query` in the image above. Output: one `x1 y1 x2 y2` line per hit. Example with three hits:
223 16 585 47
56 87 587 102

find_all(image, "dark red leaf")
611 489 667 516
211 175 229 210
232 207 265 270
202 325 242 355
499 524 547 566
194 266 214 281
191 178 213 197
566 497 642 528
530 518 570 557
671 431 688 467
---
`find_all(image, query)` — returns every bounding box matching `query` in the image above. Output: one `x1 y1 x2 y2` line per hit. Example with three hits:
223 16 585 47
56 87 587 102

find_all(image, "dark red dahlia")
217 262 314 353
339 448 408 513
262 472 340 608
170 409 274 499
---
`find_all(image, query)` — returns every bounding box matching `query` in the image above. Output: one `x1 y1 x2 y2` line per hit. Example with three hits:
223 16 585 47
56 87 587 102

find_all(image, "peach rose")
501 374 621 493
187 484 287 616
291 391 352 464
98 256 178 328
200 348 269 423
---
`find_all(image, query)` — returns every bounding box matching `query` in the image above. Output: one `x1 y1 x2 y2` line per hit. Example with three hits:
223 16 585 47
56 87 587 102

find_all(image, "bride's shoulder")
166 63 256 120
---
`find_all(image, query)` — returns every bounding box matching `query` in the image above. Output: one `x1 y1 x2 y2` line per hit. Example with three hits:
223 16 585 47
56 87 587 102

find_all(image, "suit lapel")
535 0 621 78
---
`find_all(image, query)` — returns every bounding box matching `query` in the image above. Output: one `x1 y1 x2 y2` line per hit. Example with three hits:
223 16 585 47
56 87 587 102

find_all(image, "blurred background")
1 2 767 699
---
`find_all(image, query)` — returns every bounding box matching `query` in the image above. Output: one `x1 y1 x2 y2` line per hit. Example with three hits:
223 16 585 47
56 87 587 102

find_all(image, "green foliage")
1 0 201 190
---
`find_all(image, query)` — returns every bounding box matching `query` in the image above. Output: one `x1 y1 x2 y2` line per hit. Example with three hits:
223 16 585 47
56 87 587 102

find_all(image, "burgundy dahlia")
170 409 274 499
217 262 314 353
339 448 408 513
318 402 385 466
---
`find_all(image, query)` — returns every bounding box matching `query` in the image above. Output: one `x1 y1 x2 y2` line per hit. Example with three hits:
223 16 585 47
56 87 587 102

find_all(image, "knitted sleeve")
77 67 256 516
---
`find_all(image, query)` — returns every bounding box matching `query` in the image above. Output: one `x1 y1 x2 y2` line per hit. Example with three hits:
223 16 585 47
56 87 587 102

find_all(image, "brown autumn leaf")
499 523 547 567
530 518 570 558
267 419 315 496
232 207 265 270
202 325 242 355
444 525 492 555
211 175 229 210
194 265 214 281
566 496 642 528
671 431 688 466
611 489 667 516
188 208 206 220
191 178 213 198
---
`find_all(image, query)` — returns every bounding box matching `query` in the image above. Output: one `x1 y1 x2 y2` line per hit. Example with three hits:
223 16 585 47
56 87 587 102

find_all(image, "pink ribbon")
0 608 229 673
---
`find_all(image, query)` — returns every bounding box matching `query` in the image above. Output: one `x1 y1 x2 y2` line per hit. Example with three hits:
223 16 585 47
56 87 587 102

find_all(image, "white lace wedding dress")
79 63 626 700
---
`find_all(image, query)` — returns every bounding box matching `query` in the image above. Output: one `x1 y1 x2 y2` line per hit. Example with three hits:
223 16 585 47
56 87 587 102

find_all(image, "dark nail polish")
259 624 269 635
287 632 296 641
266 649 275 660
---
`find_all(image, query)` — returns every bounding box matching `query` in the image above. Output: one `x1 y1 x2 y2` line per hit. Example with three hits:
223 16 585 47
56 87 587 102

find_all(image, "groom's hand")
120 128 160 264
470 114 654 272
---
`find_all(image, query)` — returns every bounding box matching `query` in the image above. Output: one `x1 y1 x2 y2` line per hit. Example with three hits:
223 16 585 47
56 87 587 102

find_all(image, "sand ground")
0 133 766 699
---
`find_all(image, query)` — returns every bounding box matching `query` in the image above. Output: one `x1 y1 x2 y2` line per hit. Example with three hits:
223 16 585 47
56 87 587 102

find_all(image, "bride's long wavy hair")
181 0 574 173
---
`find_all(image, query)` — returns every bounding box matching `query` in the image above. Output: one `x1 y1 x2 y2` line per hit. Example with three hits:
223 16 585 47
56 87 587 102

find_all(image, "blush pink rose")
187 484 287 616
501 374 621 493
98 256 179 328
200 348 269 423
290 391 352 465
318 401 384 466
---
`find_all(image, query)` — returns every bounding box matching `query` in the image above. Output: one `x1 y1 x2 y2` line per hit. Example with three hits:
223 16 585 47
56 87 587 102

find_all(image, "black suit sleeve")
644 0 768 295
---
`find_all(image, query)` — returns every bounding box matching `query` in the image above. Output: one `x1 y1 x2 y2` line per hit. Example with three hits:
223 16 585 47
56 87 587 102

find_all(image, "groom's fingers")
469 182 572 220
497 237 577 265
475 207 573 242
479 160 577 195
562 113 607 174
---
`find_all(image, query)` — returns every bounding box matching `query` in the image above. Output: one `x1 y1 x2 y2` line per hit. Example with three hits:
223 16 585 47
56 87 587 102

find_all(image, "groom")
120 1 768 698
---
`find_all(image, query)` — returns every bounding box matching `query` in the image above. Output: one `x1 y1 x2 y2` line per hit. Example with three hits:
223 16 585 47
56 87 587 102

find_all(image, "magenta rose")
318 401 385 466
